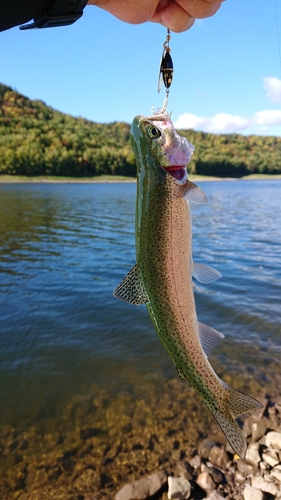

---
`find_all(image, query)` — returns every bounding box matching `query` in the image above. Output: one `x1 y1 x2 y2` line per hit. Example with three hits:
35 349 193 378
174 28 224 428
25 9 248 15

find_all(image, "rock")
251 476 278 496
115 471 167 500
265 431 281 450
74 468 101 492
259 461 270 471
243 418 252 438
208 446 230 469
202 463 223 484
275 399 281 414
188 454 201 469
198 439 216 459
167 476 191 500
270 464 281 482
25 469 48 488
245 443 261 464
174 462 193 481
9 453 23 465
196 472 216 493
235 472 246 483
262 450 279 467
257 396 269 417
205 493 225 500
236 459 256 476
268 406 279 430
243 484 264 500
251 420 268 442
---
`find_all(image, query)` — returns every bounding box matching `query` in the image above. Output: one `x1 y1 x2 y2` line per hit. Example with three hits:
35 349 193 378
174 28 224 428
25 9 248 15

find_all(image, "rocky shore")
116 394 281 500
0 380 281 500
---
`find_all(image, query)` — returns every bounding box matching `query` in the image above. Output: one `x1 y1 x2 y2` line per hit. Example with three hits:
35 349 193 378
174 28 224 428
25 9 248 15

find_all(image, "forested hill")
0 83 281 177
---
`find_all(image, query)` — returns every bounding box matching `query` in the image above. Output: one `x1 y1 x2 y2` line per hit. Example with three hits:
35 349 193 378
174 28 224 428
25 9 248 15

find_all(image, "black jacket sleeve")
0 0 47 31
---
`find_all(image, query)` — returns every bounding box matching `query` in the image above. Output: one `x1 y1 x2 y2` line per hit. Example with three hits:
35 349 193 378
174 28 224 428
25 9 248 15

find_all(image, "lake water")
0 180 281 433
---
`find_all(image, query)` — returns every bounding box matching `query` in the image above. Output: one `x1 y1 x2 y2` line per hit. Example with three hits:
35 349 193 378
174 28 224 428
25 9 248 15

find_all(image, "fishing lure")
158 29 174 112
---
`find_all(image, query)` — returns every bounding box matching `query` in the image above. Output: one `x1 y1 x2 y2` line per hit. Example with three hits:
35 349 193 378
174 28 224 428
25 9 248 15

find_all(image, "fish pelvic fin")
192 262 222 284
198 322 225 358
113 264 149 305
209 383 263 459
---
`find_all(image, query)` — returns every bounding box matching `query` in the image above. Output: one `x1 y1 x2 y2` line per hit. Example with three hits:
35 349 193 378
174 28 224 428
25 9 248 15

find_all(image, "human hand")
89 0 223 33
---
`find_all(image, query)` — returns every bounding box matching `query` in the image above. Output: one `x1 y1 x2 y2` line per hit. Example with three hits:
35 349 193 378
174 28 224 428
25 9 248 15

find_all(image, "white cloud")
174 112 250 134
173 77 281 135
254 109 281 125
174 110 281 135
263 77 281 103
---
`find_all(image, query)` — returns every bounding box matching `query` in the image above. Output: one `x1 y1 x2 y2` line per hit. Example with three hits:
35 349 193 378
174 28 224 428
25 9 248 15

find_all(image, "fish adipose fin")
113 265 149 305
177 367 186 380
198 322 225 357
192 263 222 283
210 384 263 459
183 180 208 205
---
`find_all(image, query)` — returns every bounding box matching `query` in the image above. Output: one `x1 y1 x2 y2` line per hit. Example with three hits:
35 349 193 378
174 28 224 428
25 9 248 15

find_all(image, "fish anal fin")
192 262 222 284
222 381 263 419
198 322 225 357
183 180 208 205
113 264 148 305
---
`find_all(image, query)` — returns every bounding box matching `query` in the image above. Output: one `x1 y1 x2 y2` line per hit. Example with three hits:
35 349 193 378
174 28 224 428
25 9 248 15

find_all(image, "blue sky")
1 0 281 135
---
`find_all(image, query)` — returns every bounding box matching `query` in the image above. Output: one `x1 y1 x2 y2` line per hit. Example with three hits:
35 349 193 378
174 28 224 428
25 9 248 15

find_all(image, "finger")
151 2 195 33
92 0 159 24
176 0 222 19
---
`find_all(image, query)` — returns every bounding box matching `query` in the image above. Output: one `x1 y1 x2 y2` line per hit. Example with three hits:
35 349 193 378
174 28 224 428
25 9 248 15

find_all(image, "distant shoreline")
0 174 281 183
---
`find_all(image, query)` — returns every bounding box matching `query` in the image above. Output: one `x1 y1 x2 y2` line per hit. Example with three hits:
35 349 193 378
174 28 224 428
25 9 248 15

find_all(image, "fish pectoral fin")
113 264 149 305
183 180 208 205
198 322 225 357
192 262 222 283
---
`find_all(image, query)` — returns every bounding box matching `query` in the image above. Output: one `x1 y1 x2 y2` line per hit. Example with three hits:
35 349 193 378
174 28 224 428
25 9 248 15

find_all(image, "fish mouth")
162 165 188 184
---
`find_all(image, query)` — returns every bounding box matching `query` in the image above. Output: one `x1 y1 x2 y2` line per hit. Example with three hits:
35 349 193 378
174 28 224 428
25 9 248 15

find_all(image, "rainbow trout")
114 111 262 458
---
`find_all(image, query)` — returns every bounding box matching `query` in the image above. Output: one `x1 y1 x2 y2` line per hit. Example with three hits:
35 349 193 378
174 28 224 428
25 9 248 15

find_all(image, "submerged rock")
2 387 281 500
115 470 167 500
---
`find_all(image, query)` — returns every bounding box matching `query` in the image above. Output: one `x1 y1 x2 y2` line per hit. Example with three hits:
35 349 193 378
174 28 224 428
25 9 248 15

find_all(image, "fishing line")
274 0 281 72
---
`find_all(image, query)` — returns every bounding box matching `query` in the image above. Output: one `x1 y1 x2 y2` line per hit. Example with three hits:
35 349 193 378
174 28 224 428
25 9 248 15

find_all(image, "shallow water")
0 180 280 432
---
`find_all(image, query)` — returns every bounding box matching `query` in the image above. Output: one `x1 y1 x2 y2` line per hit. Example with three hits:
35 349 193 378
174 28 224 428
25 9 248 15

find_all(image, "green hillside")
0 83 280 177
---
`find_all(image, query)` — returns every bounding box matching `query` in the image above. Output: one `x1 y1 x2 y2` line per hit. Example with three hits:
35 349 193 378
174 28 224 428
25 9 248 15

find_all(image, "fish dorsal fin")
113 264 149 305
183 180 208 205
192 262 222 283
198 322 225 357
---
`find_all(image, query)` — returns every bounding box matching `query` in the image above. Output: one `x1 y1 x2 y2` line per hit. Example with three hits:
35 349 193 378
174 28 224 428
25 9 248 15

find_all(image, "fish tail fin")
209 382 263 459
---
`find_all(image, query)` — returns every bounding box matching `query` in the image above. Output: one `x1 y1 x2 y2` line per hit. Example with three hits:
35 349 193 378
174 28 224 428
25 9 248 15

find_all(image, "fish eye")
147 126 161 139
